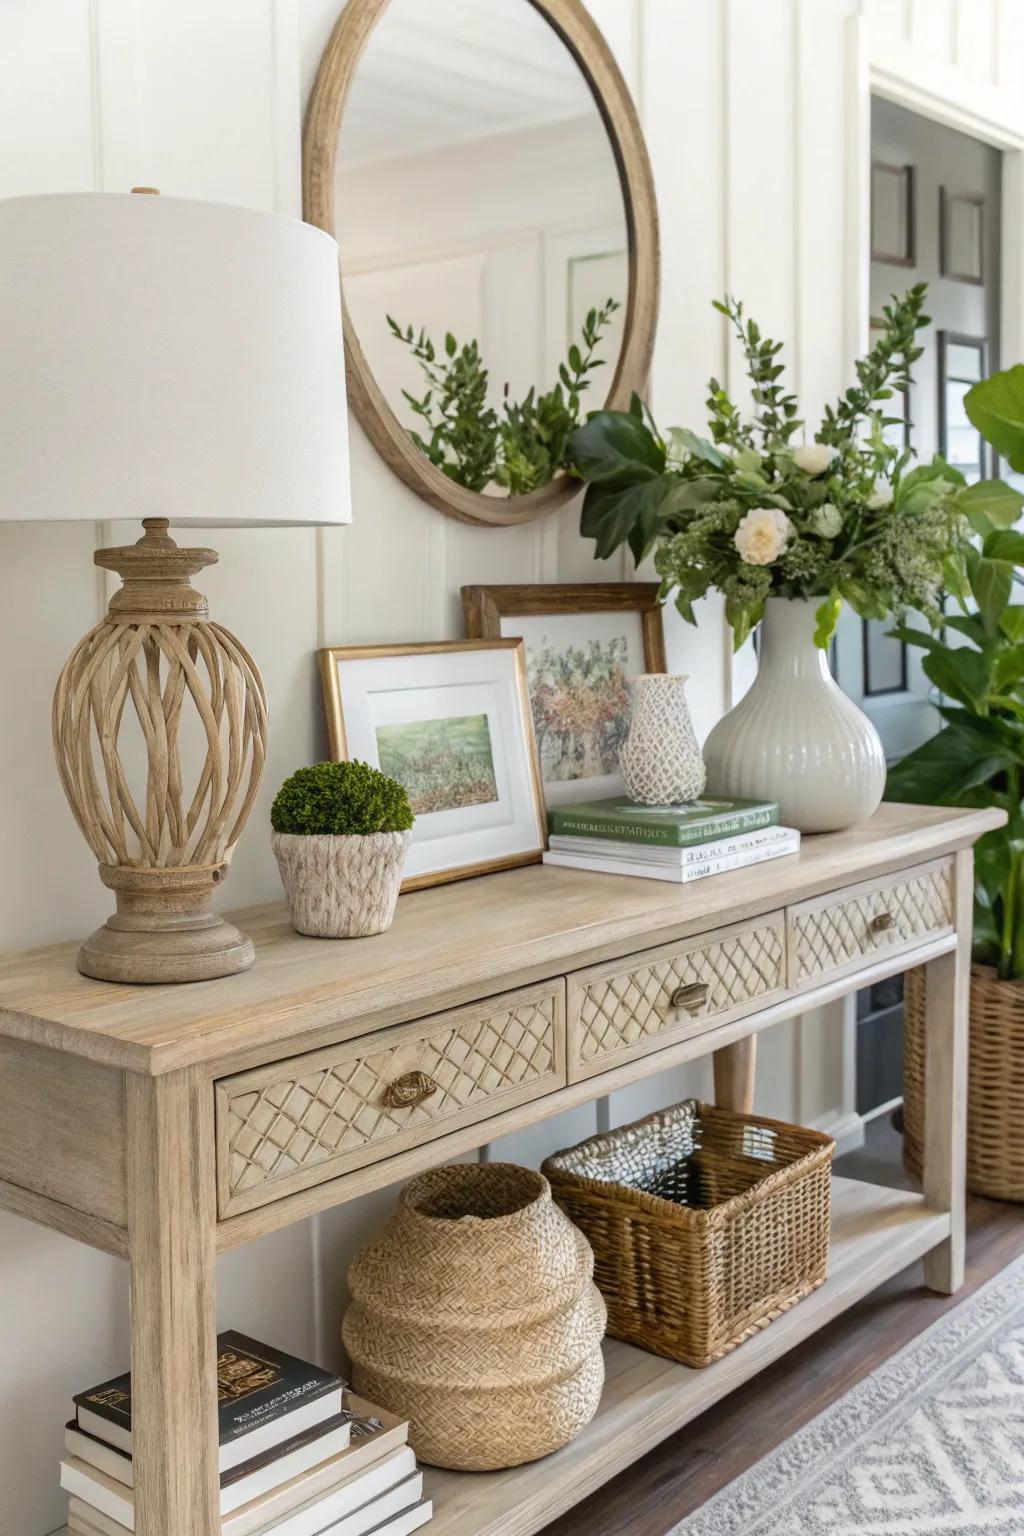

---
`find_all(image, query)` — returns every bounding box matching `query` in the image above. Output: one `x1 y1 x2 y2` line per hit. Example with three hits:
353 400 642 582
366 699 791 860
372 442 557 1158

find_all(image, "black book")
73 1331 345 1473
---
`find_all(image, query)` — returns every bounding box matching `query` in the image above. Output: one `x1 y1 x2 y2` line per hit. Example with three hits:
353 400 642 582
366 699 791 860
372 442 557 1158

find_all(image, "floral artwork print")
525 635 632 784
376 713 498 814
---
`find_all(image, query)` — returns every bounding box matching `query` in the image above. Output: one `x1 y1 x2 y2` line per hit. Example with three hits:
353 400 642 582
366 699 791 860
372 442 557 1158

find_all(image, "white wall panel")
909 0 956 63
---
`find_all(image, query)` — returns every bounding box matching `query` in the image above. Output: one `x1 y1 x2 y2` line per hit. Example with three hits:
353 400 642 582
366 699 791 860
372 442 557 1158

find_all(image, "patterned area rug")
675 1253 1024 1535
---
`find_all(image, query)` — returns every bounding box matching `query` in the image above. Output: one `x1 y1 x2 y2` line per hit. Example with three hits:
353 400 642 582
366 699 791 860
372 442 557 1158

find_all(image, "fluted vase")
703 596 886 834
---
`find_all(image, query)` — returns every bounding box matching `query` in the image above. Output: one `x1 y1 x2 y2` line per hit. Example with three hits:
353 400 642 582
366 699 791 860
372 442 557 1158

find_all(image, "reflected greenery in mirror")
387 299 619 495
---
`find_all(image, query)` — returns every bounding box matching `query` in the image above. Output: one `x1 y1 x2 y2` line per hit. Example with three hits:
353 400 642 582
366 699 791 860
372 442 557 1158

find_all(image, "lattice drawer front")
792 862 954 983
570 920 785 1077
218 987 564 1211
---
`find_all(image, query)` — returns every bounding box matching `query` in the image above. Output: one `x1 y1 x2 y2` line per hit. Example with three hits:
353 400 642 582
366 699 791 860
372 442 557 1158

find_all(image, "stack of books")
60 1331 431 1536
543 795 799 883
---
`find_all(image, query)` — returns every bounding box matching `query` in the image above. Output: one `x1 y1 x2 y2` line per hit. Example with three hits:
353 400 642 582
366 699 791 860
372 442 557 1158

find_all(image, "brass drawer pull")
380 1071 439 1110
670 982 709 1013
870 912 896 935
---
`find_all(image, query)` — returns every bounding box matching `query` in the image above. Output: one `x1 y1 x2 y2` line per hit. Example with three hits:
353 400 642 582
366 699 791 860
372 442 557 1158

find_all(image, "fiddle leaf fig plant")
885 362 1024 978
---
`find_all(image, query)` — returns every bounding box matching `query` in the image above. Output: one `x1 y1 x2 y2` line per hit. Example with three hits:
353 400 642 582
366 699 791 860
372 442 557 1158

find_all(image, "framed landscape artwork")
319 639 546 890
461 583 666 808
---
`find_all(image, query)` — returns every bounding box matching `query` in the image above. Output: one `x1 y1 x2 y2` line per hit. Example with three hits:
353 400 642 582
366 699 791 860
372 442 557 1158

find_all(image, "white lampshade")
0 192 351 526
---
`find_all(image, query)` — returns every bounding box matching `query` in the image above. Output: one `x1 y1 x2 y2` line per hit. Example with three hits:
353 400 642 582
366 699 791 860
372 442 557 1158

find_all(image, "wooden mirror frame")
303 0 660 528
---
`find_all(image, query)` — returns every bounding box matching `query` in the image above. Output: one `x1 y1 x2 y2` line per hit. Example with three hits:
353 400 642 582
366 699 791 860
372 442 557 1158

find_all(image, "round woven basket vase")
272 830 410 938
342 1163 607 1470
904 964 1024 1201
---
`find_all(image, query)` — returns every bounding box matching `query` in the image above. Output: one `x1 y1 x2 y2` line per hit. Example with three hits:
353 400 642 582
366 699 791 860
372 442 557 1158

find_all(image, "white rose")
734 507 794 566
811 501 843 538
868 477 893 509
793 443 836 476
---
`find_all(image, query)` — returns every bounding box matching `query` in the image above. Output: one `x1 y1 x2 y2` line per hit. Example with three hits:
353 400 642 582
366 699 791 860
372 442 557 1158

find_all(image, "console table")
0 803 1001 1536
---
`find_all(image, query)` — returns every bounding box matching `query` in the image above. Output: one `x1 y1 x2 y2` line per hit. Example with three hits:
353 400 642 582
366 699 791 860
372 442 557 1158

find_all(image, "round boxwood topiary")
271 761 413 838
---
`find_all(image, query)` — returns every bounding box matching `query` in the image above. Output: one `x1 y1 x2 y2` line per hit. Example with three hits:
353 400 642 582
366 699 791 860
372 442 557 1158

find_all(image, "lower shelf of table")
423 1176 950 1536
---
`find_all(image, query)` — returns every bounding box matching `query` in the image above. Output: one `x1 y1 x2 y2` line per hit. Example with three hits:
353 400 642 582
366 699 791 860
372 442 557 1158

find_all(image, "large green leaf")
568 410 665 487
885 725 1008 804
665 427 728 469
965 365 1024 472
984 528 1024 565
580 475 678 562
958 478 1024 534
921 644 990 710
1001 607 1024 641
966 543 1013 636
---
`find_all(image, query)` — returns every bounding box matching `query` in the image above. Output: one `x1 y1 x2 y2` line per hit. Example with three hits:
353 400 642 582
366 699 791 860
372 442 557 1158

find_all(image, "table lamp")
0 192 351 984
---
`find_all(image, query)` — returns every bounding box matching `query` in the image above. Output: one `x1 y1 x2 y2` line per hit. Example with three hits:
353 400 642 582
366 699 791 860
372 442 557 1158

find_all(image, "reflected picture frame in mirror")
303 0 660 527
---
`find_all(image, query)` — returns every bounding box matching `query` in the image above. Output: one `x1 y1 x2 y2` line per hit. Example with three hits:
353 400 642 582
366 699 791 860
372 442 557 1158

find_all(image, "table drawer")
788 858 954 987
566 914 786 1083
215 981 566 1217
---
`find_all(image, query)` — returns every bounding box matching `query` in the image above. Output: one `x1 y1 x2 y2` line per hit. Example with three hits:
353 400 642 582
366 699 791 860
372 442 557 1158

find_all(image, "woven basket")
342 1162 606 1470
904 964 1024 1201
542 1100 834 1369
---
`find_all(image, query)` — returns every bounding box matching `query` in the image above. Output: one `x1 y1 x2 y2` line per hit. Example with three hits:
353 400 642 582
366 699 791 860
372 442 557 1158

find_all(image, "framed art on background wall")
319 639 545 890
461 583 666 808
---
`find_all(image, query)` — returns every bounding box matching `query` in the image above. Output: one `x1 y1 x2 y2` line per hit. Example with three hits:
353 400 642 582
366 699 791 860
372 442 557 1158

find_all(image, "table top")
0 803 1001 1076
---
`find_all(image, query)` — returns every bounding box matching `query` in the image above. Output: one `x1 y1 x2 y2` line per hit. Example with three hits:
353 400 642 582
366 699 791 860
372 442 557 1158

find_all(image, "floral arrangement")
388 298 619 496
568 287 988 648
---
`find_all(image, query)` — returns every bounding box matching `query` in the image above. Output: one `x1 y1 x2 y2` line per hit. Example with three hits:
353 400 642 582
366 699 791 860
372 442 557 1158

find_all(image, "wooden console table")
0 803 1001 1536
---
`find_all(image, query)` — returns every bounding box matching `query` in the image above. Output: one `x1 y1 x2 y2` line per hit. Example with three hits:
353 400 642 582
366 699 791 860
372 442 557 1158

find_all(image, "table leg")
713 1036 756 1113
922 848 972 1294
126 1068 220 1535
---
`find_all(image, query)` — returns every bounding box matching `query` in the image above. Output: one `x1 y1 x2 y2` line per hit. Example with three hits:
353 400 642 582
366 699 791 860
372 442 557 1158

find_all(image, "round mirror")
304 0 659 526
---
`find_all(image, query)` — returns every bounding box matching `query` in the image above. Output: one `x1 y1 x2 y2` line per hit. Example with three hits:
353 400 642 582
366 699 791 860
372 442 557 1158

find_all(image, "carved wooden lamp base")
53 520 268 986
78 865 256 984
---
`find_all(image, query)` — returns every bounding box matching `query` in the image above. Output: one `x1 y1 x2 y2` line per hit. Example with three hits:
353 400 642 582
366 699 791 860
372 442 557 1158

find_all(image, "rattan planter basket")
542 1100 834 1369
904 964 1024 1201
342 1163 606 1471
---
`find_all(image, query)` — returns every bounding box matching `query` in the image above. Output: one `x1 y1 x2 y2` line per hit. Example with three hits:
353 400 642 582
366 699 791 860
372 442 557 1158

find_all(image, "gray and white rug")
675 1252 1024 1535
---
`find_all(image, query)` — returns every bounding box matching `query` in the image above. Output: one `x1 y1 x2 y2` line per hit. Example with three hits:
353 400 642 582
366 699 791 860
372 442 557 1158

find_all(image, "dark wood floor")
545 1120 1024 1536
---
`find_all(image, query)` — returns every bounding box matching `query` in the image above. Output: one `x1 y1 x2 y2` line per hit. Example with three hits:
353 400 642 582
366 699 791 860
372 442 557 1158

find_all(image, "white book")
549 824 797 866
67 1485 431 1536
61 1445 417 1536
543 831 800 884
64 1418 351 1508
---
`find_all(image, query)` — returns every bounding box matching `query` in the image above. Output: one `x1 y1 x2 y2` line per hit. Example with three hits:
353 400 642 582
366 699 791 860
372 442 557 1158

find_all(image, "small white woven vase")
620 674 706 805
272 830 410 938
703 596 886 834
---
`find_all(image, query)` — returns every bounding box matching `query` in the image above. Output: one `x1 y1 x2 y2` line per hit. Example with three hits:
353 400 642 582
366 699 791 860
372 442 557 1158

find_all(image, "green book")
546 795 779 848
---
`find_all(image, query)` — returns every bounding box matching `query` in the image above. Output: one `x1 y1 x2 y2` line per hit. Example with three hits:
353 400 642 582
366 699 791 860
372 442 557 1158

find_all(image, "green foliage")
885 484 1024 979
965 363 1024 473
387 300 619 495
568 288 968 649
271 761 413 837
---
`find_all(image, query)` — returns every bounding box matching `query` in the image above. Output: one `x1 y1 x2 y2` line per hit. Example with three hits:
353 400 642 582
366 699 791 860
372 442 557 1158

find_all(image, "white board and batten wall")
4 4 1024 1533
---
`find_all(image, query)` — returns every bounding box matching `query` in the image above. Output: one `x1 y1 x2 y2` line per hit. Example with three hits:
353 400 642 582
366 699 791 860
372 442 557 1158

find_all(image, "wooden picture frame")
870 161 915 267
318 638 546 891
462 582 666 808
940 188 985 285
303 0 660 529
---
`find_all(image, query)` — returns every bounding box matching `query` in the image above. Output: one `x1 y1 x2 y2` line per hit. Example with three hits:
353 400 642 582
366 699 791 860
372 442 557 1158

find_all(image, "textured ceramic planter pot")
272 829 410 938
620 673 706 804
342 1163 606 1470
703 596 886 834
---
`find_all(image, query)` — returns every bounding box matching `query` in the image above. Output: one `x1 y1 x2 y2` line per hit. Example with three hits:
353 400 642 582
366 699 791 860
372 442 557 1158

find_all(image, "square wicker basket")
542 1100 834 1369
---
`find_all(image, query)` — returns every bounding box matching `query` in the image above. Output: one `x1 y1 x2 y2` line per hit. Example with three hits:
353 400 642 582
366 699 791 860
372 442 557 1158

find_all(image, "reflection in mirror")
335 0 629 497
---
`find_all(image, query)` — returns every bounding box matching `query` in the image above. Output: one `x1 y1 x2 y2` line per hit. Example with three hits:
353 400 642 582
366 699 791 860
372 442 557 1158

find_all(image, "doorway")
842 97 1002 1126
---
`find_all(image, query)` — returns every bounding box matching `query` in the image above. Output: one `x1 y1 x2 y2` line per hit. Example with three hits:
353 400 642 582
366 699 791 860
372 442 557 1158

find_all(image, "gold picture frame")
462 582 666 808
318 639 546 891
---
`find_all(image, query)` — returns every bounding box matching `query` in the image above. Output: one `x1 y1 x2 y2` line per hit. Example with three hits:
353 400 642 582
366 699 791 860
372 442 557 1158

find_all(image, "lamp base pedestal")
78 865 255 985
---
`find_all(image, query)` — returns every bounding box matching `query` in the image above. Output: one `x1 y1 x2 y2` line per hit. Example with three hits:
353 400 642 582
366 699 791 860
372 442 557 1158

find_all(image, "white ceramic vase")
620 673 706 805
703 597 886 834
